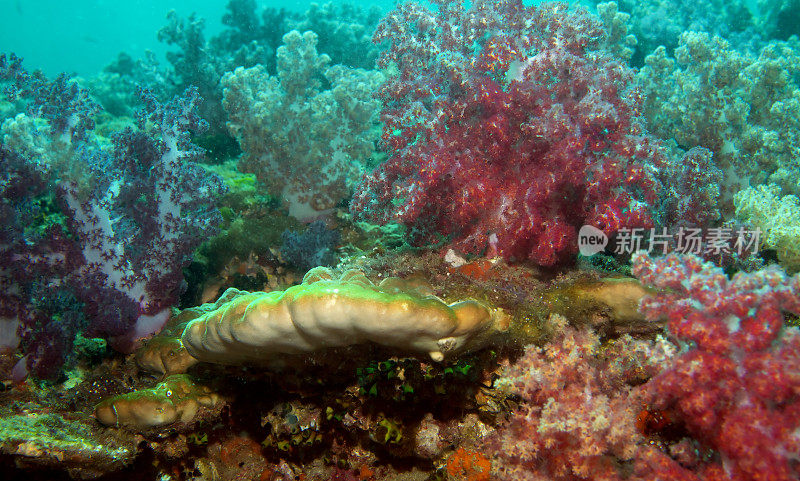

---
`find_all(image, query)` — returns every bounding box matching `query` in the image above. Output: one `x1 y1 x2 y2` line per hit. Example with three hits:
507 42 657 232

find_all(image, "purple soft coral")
1 55 225 378
1 52 99 141
60 86 226 351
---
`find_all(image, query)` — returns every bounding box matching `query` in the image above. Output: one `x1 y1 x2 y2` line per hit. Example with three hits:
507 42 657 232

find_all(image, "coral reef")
211 0 291 65
638 32 800 199
758 0 800 40
280 219 341 272
351 0 695 266
490 315 675 480
60 88 226 349
287 2 383 69
589 0 756 63
446 447 492 481
79 52 171 118
186 159 304 305
222 30 382 219
0 53 99 142
4 0 800 480
660 146 724 228
194 434 285 481
594 2 639 62
152 0 384 157
209 0 382 72
0 248 691 479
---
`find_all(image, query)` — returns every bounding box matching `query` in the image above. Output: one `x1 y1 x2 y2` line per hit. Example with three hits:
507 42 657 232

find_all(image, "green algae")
0 411 134 476
1 413 124 454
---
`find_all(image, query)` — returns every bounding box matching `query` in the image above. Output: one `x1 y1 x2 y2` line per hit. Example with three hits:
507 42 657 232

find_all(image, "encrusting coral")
132 293 242 375
181 267 510 365
134 332 198 376
94 374 221 430
0 412 137 478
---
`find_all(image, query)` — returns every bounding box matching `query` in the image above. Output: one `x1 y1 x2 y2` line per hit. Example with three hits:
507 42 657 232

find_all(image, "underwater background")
1 0 800 480
0 0 397 76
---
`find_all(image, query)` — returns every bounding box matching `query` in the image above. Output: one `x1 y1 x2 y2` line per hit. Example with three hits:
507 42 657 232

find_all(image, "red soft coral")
633 252 800 481
352 1 669 265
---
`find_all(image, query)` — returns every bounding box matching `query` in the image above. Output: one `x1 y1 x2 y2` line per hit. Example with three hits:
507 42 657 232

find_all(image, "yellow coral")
134 336 198 375
734 183 800 270
181 267 508 365
94 375 220 430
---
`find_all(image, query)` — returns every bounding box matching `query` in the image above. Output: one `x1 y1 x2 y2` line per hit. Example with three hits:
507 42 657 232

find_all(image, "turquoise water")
0 0 771 76
0 0 397 75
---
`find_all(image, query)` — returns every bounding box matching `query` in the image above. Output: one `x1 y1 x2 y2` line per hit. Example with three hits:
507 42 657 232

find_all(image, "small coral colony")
1 0 800 480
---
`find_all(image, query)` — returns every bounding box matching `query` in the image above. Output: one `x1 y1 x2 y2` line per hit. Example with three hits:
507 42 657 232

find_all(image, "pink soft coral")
490 316 675 480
